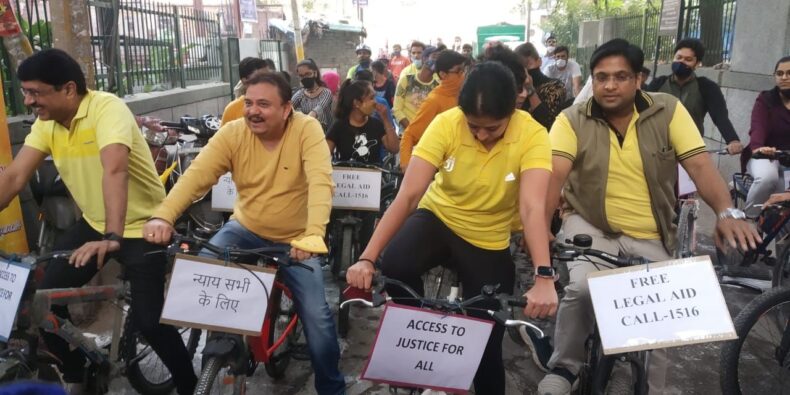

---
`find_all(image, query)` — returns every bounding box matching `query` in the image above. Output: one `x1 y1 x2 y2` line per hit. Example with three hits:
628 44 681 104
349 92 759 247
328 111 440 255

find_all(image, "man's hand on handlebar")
346 259 376 290
715 218 761 252
290 247 315 262
765 192 790 207
143 218 175 245
727 141 743 155
524 278 558 319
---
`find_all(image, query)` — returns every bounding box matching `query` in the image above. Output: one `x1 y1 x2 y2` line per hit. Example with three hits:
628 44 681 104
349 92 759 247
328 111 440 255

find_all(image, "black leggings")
380 209 515 395
39 219 197 394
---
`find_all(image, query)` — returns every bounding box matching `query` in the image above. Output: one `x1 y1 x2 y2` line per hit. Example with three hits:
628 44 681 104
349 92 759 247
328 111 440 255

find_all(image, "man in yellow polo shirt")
221 57 275 125
0 49 197 393
143 72 345 394
537 39 759 395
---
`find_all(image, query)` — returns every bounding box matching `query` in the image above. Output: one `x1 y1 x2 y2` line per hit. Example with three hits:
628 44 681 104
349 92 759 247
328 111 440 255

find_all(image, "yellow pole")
290 0 304 61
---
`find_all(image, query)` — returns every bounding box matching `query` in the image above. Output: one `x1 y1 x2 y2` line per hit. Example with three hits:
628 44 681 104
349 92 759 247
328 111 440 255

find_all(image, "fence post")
640 11 649 53
173 5 186 88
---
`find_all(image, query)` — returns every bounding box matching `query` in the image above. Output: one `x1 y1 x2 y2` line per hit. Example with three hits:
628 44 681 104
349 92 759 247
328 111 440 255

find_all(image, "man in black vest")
647 38 742 155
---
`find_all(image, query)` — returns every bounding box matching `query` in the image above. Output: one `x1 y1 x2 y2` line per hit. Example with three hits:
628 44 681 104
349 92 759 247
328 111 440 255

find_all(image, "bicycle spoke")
737 300 790 393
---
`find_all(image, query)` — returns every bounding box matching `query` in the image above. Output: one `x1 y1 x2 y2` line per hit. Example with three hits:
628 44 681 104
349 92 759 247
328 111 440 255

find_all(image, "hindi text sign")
588 256 736 355
161 254 275 336
361 303 493 393
211 172 237 212
0 259 31 341
332 167 381 211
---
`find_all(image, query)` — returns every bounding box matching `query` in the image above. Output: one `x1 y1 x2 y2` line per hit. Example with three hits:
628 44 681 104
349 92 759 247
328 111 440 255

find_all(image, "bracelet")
357 258 376 266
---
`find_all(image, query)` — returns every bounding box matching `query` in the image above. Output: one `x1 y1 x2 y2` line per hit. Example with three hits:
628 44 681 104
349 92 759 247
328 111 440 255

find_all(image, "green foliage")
541 0 649 47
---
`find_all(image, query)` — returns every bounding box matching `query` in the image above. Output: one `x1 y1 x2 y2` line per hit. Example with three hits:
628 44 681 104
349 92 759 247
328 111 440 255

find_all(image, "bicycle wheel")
773 246 790 288
338 225 356 278
122 313 201 395
675 200 698 259
720 286 790 394
194 356 242 395
264 283 299 379
421 266 458 299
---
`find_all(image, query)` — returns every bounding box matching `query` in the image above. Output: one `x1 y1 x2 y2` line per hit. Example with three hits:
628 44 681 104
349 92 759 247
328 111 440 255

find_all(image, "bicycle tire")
675 200 697 259
337 301 351 338
421 266 457 300
772 245 790 288
605 359 633 395
338 225 355 278
193 356 229 395
122 314 201 395
264 283 299 379
719 286 790 394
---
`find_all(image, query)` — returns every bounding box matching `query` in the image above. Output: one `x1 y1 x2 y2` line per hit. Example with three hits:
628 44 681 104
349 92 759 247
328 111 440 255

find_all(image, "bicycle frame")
248 280 299 363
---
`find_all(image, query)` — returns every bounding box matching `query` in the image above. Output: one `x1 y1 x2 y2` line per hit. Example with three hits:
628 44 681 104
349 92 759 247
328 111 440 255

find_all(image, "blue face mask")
672 61 694 78
425 59 436 71
413 59 423 69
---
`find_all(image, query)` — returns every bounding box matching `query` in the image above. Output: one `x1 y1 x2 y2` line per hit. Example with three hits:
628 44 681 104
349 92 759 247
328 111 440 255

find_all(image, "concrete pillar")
730 0 790 75
50 0 96 89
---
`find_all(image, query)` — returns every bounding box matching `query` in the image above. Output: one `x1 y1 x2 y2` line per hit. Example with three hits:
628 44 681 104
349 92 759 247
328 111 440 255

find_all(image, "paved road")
104 232 768 394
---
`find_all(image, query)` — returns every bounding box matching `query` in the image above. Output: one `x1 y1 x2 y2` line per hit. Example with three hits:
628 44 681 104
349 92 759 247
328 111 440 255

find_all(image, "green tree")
541 0 649 47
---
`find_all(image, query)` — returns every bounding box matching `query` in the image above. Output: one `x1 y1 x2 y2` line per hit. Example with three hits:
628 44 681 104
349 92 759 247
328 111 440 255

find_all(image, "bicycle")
163 235 313 395
719 285 790 394
0 249 189 394
340 273 540 394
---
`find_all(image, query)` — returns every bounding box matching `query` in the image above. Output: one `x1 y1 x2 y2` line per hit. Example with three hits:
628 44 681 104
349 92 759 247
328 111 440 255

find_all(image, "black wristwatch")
103 232 123 244
534 266 557 279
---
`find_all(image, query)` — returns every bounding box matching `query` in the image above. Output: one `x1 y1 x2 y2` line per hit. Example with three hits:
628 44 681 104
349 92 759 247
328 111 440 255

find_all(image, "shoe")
537 369 576 395
520 325 552 372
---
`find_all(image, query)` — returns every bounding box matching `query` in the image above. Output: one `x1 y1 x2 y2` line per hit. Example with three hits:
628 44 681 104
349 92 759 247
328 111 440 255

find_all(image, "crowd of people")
0 26 788 395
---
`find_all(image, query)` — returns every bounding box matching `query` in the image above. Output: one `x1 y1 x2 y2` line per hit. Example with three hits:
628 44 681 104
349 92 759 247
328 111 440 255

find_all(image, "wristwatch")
534 266 557 280
103 232 123 243
718 207 746 220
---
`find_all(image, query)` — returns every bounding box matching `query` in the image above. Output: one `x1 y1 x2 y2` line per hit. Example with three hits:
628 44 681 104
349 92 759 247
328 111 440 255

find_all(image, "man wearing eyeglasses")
535 39 760 395
0 49 197 394
646 38 742 155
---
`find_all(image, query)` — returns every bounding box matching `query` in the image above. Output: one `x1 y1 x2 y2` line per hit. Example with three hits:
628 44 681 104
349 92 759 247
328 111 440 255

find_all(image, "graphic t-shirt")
326 117 386 164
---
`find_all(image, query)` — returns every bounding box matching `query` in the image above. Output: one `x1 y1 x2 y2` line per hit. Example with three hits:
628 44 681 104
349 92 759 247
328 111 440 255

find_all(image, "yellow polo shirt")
550 101 705 239
413 108 552 250
221 96 245 126
24 90 165 238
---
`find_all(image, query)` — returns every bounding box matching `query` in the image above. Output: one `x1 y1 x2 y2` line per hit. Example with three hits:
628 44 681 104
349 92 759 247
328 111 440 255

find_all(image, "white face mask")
556 59 567 68
546 46 556 54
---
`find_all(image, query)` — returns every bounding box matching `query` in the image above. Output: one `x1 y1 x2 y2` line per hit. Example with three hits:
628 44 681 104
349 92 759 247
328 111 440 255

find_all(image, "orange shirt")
389 55 411 81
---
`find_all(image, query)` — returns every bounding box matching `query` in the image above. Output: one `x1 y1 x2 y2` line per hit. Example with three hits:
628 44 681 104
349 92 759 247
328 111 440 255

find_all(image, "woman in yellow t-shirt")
346 62 557 394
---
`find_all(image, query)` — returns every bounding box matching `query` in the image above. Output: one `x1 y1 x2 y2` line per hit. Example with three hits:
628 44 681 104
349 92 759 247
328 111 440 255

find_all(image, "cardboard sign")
361 303 493 393
332 167 382 211
0 258 31 342
160 254 276 336
588 256 736 355
211 172 237 212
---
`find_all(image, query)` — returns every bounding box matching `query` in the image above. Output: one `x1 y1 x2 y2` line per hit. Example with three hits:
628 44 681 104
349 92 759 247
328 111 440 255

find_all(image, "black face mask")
359 60 371 69
672 61 694 78
301 77 316 89
781 88 790 100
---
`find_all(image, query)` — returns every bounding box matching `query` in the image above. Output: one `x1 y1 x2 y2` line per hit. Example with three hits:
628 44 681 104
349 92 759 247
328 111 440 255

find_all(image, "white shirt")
545 60 582 99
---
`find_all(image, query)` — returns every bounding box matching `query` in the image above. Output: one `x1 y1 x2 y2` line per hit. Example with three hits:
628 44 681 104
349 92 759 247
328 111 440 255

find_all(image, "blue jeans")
201 220 346 395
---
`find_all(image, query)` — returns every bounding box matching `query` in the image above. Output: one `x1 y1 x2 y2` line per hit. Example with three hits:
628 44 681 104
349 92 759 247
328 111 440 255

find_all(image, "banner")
0 78 28 254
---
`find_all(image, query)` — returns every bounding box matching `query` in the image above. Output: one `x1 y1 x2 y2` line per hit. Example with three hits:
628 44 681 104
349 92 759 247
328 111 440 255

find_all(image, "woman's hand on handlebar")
143 218 175 245
754 146 777 156
346 259 376 290
765 191 790 207
524 278 558 319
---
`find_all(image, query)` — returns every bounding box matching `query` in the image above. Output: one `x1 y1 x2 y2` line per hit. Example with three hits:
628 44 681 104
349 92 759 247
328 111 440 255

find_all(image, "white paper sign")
361 303 493 392
588 256 736 355
211 172 237 212
332 167 382 211
160 254 276 336
0 259 31 342
678 164 696 196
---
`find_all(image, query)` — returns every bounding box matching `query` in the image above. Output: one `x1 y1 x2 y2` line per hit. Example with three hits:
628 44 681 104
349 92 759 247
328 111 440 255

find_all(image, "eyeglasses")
776 70 790 79
20 87 55 99
593 73 635 85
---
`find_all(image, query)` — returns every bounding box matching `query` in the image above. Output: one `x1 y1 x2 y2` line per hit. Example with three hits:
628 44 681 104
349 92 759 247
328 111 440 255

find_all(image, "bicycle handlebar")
552 234 651 267
0 250 73 265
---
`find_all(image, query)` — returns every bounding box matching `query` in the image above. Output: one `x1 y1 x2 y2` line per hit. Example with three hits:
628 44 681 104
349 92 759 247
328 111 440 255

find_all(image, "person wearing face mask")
388 43 411 81
393 43 440 130
741 56 790 216
515 42 567 130
541 35 557 73
400 50 469 170
371 60 396 107
647 38 742 155
347 43 373 79
292 58 334 132
545 46 583 100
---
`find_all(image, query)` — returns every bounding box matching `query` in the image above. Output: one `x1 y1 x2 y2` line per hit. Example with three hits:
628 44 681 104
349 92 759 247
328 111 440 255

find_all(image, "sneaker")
537 369 577 395
520 325 553 372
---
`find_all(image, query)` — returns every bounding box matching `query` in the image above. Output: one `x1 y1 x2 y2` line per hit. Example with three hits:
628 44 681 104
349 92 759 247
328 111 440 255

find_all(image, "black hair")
674 38 705 61
296 58 325 86
371 60 387 75
435 50 468 74
482 45 526 91
641 66 651 76
514 42 540 61
410 41 426 51
436 44 448 51
17 48 87 95
462 43 473 51
245 72 292 103
263 58 277 70
354 69 374 82
239 57 270 79
458 61 516 120
335 79 372 119
775 56 790 71
553 45 570 56
279 71 291 84
589 38 645 74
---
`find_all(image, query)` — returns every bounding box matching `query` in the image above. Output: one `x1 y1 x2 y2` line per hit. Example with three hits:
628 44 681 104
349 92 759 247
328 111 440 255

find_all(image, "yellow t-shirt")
414 108 552 250
221 96 245 126
24 90 165 238
152 113 334 242
550 101 706 239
